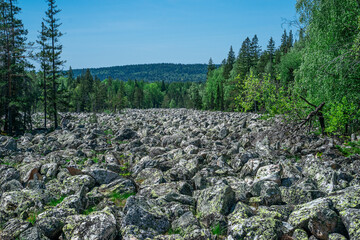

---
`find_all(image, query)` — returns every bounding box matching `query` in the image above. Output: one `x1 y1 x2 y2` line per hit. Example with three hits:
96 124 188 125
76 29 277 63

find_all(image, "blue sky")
20 0 298 69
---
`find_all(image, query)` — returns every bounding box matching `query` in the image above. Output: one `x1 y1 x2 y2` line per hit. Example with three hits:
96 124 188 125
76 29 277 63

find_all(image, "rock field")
0 109 360 240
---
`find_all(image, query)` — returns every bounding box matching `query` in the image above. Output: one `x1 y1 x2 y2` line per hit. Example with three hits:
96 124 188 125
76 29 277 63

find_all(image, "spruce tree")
223 46 235 79
250 35 261 68
207 57 216 76
36 22 50 128
0 0 32 134
44 0 64 129
267 37 276 62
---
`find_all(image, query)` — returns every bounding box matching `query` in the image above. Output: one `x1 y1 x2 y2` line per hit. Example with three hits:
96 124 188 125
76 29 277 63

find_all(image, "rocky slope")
0 109 359 240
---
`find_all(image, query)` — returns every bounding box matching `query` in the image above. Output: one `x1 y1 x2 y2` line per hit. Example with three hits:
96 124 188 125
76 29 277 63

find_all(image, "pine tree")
36 21 50 128
207 57 216 76
267 37 276 62
250 35 261 68
223 46 235 79
280 30 288 54
44 0 64 129
234 37 251 79
0 0 32 134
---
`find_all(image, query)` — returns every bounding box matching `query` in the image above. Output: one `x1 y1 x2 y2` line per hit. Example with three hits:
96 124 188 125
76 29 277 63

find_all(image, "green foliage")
166 228 183 235
48 196 66 207
83 206 97 215
109 192 136 207
336 140 360 157
211 223 226 236
325 97 360 134
104 129 113 135
26 212 39 225
236 72 292 115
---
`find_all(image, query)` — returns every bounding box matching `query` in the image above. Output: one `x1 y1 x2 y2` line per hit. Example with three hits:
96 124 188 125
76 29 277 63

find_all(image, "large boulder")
62 209 117 240
339 208 360 240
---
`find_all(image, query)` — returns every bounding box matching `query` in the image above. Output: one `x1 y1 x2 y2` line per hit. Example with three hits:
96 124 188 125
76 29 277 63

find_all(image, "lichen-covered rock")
61 174 95 195
328 233 348 240
122 196 170 234
228 215 282 240
171 211 200 234
19 227 50 240
0 218 31 240
307 207 339 239
84 168 121 185
239 158 263 178
228 201 254 226
98 177 136 197
329 186 360 212
0 166 20 187
254 164 282 185
251 180 282 205
292 228 309 240
339 208 360 240
183 228 215 240
37 208 77 239
139 181 193 199
62 209 117 240
288 198 333 229
280 186 315 205
135 168 165 186
195 183 235 218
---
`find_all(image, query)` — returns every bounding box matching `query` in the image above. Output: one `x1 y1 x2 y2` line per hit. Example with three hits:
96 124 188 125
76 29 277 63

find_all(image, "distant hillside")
72 63 209 83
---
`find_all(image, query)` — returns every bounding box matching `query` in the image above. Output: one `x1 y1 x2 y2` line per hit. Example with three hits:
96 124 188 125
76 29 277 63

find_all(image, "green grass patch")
104 129 113 135
76 158 87 165
48 196 66 207
109 192 136 207
211 223 226 236
166 228 183 235
26 212 39 225
83 206 97 215
336 140 360 157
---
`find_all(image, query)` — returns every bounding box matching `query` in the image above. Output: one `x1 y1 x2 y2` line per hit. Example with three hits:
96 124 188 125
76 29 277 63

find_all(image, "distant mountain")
71 63 210 83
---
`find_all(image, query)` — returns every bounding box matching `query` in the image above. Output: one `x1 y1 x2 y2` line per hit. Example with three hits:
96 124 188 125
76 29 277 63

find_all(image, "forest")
71 63 209 82
1 0 360 136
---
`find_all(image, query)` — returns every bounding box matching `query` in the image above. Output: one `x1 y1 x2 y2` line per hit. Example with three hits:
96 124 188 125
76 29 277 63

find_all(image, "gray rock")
63 208 117 240
0 218 31 240
292 228 309 240
37 208 77 239
339 208 360 240
171 211 200 234
122 196 170 233
19 227 50 240
251 180 282 206
195 183 235 223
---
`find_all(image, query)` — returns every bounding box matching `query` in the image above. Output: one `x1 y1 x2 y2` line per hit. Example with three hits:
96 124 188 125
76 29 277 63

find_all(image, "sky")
19 0 298 69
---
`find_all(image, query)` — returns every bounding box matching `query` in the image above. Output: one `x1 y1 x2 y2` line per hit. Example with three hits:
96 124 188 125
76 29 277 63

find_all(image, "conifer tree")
250 35 261 68
223 46 235 79
44 0 64 129
207 57 216 76
36 22 50 128
0 0 32 134
267 37 276 62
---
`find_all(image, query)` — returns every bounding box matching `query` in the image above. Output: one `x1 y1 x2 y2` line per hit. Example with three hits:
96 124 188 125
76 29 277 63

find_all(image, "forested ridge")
71 63 210 83
1 0 360 137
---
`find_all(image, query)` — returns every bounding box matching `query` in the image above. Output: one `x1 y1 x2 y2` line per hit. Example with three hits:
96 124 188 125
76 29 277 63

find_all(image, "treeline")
40 68 204 112
71 63 210 82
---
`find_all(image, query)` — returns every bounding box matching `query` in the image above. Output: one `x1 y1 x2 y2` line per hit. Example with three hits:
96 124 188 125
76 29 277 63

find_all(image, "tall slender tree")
223 46 235 79
44 0 64 129
36 22 50 128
